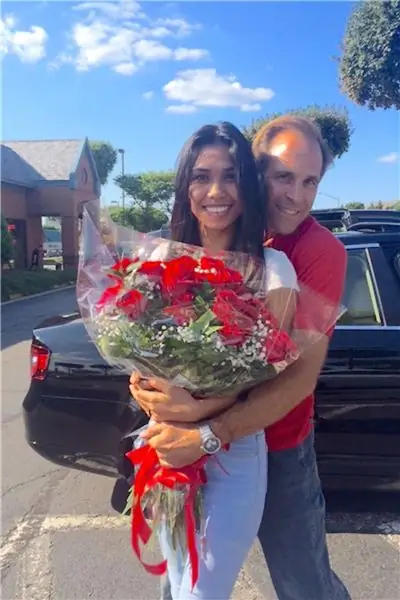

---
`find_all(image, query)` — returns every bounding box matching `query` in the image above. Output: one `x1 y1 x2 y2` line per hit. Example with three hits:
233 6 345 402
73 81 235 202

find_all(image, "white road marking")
3 513 399 600
15 531 52 600
41 514 129 531
1 519 33 564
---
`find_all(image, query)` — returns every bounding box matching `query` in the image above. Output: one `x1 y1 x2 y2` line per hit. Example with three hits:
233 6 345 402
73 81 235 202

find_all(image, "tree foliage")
115 171 175 212
112 170 175 232
393 201 400 210
1 215 14 266
338 1 400 110
242 105 353 159
344 202 365 210
108 205 169 233
90 141 118 186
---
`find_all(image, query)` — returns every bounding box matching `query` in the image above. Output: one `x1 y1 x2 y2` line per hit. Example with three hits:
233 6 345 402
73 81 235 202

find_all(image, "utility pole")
118 148 125 210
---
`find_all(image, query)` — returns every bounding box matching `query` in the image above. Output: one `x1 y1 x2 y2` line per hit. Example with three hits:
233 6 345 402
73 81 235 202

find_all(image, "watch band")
199 423 222 455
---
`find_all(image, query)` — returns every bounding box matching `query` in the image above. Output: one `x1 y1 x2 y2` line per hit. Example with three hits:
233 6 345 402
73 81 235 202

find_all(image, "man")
131 116 351 600
29 245 40 270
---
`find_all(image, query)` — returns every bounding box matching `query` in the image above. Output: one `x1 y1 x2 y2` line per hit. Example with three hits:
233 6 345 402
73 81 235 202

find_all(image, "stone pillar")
61 216 79 269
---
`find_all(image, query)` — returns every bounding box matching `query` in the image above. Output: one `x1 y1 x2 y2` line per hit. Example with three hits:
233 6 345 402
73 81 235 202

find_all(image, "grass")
1 268 77 302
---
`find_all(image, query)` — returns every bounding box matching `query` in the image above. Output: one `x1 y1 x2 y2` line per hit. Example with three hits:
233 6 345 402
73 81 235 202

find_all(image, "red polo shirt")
265 216 347 451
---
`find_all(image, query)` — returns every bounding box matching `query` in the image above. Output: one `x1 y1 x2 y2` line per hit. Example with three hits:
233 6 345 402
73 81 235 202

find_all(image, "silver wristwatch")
199 424 222 455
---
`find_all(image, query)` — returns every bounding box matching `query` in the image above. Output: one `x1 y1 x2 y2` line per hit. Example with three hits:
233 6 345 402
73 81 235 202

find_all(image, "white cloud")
163 69 274 112
72 1 145 21
57 2 208 75
0 15 47 63
174 47 209 61
113 61 137 75
143 91 154 100
166 104 198 114
134 39 172 61
154 17 201 38
377 152 399 164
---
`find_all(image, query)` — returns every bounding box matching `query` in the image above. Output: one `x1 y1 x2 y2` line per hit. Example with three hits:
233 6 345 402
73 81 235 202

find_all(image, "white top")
264 247 298 292
148 243 298 292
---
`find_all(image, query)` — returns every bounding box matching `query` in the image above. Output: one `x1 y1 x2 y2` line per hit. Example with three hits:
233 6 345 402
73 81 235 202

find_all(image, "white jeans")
158 432 267 599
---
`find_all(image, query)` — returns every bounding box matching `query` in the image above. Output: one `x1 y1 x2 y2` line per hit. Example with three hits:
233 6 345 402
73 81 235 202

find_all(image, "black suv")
22 209 400 491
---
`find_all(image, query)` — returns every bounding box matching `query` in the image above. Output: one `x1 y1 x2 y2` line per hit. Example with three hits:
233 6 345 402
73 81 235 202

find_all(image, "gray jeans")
160 431 351 600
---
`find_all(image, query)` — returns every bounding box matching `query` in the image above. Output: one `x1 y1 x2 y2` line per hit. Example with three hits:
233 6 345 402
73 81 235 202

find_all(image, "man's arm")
211 228 347 444
210 335 328 444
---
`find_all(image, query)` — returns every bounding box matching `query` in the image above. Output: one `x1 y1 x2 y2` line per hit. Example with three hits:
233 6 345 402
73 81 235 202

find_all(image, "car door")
315 240 400 483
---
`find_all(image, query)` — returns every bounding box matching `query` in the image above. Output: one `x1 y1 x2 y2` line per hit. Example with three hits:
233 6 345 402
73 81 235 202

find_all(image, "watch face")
203 436 221 454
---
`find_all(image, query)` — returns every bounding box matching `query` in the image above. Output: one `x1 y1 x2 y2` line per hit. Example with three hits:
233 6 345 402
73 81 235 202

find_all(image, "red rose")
110 257 139 276
164 292 197 325
116 289 146 319
212 290 254 345
96 281 123 311
137 261 164 278
162 256 198 293
195 257 243 287
216 289 262 321
264 329 297 363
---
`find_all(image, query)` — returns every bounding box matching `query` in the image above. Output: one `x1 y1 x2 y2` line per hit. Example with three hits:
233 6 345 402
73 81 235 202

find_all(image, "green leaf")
204 324 222 336
189 309 216 335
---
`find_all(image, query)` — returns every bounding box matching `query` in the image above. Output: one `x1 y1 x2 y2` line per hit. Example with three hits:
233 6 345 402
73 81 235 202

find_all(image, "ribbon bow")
125 445 208 590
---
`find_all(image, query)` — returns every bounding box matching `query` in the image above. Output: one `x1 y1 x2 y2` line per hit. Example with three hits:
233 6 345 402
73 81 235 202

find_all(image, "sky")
1 0 399 209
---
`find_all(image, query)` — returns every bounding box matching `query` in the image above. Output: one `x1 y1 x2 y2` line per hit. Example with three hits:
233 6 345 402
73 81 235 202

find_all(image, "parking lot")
1 289 399 599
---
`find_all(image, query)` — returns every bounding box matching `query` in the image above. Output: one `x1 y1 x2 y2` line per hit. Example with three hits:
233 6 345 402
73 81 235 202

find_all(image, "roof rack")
347 221 400 233
311 208 400 233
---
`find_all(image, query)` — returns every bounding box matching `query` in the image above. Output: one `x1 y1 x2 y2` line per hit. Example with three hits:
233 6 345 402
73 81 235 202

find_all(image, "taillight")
31 344 51 380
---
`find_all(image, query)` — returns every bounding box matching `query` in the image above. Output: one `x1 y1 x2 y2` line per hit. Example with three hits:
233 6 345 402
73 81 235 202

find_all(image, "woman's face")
189 144 243 232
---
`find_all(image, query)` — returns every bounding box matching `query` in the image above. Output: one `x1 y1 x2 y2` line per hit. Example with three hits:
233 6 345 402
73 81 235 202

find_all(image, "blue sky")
2 0 399 208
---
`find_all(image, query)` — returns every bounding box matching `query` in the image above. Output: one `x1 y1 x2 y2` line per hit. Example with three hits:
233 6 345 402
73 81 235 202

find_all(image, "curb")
1 285 76 306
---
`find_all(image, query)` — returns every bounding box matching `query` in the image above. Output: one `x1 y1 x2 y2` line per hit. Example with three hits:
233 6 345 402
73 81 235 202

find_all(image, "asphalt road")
1 289 399 600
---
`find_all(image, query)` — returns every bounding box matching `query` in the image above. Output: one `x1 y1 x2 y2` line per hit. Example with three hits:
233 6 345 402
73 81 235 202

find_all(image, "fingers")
130 384 168 419
139 422 162 440
147 377 171 394
129 371 141 386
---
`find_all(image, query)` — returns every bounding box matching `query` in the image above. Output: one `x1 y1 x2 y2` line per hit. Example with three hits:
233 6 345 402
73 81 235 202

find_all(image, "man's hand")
140 422 204 468
130 372 236 423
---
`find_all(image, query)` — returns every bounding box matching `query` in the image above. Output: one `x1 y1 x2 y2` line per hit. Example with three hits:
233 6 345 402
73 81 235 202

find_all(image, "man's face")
263 130 323 235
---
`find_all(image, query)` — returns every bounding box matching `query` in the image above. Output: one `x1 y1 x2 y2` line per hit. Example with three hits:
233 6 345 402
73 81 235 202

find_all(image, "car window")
338 247 382 326
394 251 400 279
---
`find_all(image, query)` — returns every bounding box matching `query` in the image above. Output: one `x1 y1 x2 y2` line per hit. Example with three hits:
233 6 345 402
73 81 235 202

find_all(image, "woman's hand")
129 372 236 423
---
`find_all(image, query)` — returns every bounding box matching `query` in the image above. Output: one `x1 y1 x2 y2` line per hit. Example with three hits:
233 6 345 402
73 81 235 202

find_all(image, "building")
1 138 100 268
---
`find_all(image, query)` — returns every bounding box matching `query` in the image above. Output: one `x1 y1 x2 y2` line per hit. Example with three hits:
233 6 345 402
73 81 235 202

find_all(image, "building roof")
1 139 84 185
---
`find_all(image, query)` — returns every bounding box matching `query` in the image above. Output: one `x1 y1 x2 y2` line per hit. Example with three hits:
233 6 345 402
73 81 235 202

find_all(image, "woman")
130 121 298 599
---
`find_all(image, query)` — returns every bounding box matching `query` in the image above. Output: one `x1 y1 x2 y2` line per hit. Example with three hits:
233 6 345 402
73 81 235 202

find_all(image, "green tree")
108 205 169 233
393 201 400 210
367 201 385 209
90 141 118 186
338 1 400 110
1 215 14 267
242 105 353 159
114 170 175 232
344 202 365 210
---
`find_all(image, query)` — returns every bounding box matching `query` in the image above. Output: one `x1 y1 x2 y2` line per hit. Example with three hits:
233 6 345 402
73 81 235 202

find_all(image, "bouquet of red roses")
77 207 344 589
91 252 298 397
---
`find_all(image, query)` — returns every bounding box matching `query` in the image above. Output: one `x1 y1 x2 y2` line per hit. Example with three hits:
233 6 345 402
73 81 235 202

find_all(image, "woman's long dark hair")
170 121 266 259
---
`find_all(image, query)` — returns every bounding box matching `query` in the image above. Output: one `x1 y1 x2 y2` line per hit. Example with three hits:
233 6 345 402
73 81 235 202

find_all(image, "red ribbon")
125 445 208 590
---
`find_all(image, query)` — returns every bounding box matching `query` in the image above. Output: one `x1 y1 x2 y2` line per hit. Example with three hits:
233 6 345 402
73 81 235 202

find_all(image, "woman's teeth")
204 205 230 214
